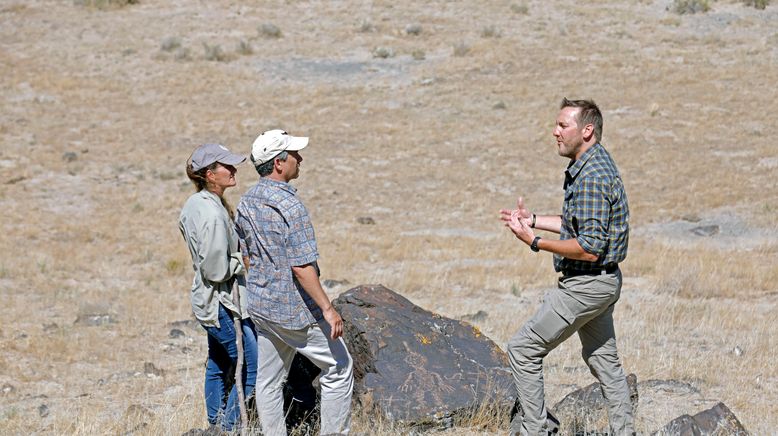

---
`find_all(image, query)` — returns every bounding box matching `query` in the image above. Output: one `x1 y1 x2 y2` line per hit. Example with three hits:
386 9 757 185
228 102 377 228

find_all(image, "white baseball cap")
250 129 309 165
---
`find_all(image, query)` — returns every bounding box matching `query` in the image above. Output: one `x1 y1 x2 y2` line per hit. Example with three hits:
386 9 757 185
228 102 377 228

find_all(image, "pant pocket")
529 292 574 344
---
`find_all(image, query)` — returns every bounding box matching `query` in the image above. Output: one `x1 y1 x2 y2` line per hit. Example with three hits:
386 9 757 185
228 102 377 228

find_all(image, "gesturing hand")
499 196 531 224
500 196 534 245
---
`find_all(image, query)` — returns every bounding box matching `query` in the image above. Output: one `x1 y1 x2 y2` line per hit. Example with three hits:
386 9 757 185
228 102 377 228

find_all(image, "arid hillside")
1 0 776 434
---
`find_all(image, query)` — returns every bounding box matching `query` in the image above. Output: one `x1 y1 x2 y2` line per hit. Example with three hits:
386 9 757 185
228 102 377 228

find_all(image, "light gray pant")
252 317 354 436
507 270 634 436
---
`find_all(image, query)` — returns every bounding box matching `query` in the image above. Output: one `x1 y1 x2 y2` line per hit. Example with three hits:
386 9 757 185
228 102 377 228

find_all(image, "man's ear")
273 157 283 173
582 123 594 141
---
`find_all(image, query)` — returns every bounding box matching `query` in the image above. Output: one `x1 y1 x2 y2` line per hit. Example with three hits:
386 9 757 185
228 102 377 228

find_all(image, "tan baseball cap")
250 129 309 165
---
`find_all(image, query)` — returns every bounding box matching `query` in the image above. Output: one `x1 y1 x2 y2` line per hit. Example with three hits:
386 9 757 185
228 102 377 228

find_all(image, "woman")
178 143 257 432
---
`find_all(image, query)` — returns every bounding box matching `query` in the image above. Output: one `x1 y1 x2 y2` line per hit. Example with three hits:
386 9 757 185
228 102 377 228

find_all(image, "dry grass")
1 0 776 434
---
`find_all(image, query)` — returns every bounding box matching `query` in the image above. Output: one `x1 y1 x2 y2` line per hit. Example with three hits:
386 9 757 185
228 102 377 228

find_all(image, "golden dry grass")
1 0 776 434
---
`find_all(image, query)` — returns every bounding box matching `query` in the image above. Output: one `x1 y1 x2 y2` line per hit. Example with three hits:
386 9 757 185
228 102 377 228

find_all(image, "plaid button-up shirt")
554 143 630 273
235 178 323 329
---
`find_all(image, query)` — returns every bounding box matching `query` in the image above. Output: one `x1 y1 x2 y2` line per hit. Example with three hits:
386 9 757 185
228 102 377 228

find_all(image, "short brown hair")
561 98 603 143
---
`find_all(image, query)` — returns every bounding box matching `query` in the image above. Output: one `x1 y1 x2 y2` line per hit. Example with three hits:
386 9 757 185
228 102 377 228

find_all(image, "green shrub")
671 0 710 14
358 19 375 33
510 3 529 14
405 23 422 36
160 37 181 52
202 43 228 62
236 39 253 56
743 0 769 9
372 47 395 59
258 23 282 38
481 25 501 38
453 41 470 57
411 49 426 61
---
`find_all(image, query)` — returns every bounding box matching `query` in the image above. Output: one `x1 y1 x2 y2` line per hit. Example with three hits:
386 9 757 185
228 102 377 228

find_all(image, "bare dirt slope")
1 0 776 434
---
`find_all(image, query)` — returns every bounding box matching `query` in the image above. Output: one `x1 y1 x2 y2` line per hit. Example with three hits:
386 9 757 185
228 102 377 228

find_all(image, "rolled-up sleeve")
574 178 610 257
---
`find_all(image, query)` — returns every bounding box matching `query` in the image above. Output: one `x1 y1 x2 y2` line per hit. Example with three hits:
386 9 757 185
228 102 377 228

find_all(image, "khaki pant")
252 317 354 436
507 270 634 436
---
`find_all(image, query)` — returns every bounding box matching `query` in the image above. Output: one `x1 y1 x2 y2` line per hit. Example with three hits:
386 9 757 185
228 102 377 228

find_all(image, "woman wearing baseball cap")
179 143 257 432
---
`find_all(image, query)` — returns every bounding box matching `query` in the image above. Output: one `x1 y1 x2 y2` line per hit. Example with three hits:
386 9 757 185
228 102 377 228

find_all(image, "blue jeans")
202 303 258 430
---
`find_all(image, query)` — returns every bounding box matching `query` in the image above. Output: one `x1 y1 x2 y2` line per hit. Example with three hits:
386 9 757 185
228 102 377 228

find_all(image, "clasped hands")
499 196 535 246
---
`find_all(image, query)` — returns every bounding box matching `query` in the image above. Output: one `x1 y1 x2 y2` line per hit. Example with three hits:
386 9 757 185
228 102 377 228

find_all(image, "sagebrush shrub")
671 0 710 14
743 0 769 9
74 0 138 8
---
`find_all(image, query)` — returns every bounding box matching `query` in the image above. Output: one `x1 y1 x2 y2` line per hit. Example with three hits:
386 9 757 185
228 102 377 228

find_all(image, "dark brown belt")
562 264 619 277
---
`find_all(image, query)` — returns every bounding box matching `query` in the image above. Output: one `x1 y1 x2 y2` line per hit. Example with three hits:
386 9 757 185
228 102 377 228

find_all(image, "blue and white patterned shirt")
554 143 630 273
235 177 323 329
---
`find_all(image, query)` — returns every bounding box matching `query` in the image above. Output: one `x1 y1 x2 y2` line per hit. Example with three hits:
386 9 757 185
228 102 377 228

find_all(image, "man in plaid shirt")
500 99 634 435
236 129 353 436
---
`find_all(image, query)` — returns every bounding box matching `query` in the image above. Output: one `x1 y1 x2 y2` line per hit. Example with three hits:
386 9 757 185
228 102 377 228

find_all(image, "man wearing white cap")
235 130 353 435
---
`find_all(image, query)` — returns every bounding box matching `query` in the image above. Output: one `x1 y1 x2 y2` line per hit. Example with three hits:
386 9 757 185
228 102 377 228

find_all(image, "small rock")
74 313 117 326
356 216 376 225
492 101 507 110
43 323 58 333
170 319 201 331
733 345 744 357
460 310 489 323
322 279 351 289
1 383 15 396
62 152 78 162
38 404 49 417
690 224 719 237
552 373 638 435
654 402 748 435
169 328 186 339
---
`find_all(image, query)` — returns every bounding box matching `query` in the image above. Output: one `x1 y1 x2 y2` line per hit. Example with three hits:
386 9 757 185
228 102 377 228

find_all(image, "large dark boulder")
653 402 749 436
551 373 639 434
332 285 516 428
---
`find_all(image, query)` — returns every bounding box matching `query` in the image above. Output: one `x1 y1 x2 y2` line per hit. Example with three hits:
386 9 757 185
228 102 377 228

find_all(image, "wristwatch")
530 236 541 252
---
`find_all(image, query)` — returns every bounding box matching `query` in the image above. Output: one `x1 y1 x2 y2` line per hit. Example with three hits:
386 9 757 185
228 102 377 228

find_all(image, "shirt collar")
565 142 602 180
198 189 221 203
259 176 297 194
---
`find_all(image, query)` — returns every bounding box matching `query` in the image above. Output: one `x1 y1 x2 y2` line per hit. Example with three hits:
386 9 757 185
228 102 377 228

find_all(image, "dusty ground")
1 0 776 434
